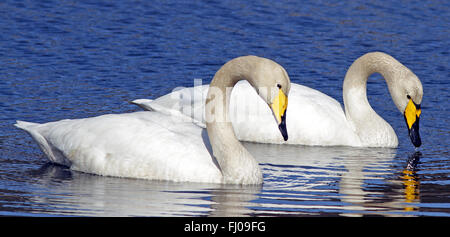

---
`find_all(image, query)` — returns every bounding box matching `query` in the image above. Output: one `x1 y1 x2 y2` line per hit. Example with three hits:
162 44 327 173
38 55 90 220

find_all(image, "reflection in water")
338 150 422 216
401 151 421 212
1 0 448 217
28 163 261 216
245 143 400 216
209 185 261 217
21 143 426 216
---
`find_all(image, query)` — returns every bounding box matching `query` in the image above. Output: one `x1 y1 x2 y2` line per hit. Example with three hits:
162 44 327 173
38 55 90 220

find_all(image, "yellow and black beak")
271 88 288 141
404 98 422 147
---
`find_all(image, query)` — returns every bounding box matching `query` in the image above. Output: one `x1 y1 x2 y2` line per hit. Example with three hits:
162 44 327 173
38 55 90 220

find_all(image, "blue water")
1 0 449 216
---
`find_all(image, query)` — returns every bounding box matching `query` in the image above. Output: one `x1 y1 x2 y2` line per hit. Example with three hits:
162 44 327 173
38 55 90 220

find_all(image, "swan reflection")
28 163 260 216
401 151 421 212
246 143 422 216
27 144 421 216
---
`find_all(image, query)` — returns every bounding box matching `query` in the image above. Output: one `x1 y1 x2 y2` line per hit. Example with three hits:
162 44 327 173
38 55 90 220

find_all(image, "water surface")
1 0 449 216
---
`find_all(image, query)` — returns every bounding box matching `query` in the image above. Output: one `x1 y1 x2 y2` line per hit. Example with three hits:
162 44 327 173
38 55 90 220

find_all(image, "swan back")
16 112 223 182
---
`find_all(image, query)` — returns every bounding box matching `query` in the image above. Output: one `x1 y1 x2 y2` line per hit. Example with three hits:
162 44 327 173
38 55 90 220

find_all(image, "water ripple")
1 0 449 216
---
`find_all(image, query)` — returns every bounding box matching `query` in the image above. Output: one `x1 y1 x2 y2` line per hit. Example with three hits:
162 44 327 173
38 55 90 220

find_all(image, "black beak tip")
412 137 421 147
279 125 288 141
409 121 421 147
280 128 288 141
410 132 422 147
278 114 288 141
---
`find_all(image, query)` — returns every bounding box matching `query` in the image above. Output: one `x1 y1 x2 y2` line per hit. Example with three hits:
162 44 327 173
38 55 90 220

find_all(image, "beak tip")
412 136 422 147
409 121 421 147
278 120 288 142
278 123 288 141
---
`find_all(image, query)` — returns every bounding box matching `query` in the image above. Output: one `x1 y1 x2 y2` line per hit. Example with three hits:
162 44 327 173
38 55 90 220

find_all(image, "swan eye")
277 84 282 89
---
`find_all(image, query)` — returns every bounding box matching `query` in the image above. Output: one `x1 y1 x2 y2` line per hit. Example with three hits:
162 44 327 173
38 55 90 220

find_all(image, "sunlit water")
1 0 449 216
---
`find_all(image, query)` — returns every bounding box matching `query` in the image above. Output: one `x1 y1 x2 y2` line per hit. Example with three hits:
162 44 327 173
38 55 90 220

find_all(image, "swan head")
390 70 423 147
251 58 291 141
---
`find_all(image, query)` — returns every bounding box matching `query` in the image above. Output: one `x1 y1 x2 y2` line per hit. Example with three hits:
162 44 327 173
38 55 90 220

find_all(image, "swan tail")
131 99 206 128
130 99 155 111
14 120 71 166
14 120 39 131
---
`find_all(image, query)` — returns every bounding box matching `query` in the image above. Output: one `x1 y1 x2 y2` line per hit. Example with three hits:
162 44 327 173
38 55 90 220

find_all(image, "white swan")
15 56 291 184
133 52 423 148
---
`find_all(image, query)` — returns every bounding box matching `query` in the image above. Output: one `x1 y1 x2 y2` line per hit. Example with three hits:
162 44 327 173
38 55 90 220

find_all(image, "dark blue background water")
1 0 449 216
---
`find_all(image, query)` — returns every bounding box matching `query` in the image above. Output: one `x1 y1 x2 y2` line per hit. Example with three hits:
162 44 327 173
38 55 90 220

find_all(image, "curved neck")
342 52 403 145
205 56 263 184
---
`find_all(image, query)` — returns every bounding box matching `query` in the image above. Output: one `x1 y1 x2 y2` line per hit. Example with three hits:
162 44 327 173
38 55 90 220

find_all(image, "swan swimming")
15 56 291 184
133 52 423 148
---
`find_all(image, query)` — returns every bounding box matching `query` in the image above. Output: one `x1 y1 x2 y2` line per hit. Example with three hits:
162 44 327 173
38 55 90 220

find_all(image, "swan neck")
343 52 402 118
342 52 404 146
205 56 262 184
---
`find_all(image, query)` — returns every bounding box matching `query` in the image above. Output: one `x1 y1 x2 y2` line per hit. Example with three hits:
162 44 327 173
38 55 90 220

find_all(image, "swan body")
15 56 291 184
15 112 222 183
133 52 423 148
133 82 361 146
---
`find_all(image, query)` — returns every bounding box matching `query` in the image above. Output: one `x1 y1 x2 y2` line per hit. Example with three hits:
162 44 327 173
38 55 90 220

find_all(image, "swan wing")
134 82 361 146
284 83 361 146
132 85 208 128
15 112 221 183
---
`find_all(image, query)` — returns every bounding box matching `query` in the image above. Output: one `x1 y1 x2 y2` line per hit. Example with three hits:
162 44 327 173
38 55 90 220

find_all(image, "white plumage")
133 52 424 148
16 112 222 183
15 56 291 184
133 82 361 146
